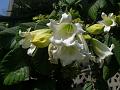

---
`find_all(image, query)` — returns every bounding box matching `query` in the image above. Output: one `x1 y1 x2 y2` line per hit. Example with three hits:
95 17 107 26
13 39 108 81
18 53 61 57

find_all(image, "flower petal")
111 19 116 26
101 12 107 19
108 13 113 18
77 34 89 53
19 39 31 49
104 26 111 32
19 30 32 48
75 23 85 33
62 34 76 46
50 36 63 45
27 44 36 56
60 13 72 23
46 19 58 31
19 30 27 37
57 46 85 66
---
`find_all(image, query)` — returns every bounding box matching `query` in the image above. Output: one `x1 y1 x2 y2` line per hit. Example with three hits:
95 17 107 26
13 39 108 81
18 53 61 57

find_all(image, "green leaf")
0 46 29 85
88 0 106 20
0 26 7 31
103 55 119 81
4 66 29 85
48 10 58 19
19 20 49 30
83 82 93 90
0 26 20 49
102 32 119 80
111 36 120 66
103 65 110 80
66 0 76 5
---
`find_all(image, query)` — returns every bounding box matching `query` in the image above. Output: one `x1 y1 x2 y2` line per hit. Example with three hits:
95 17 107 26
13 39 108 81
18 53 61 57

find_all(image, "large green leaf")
4 66 29 85
103 65 110 80
66 0 76 5
0 22 8 31
88 0 106 20
19 20 49 30
102 32 120 81
0 26 20 49
0 26 7 31
0 46 29 85
111 36 120 65
103 55 119 81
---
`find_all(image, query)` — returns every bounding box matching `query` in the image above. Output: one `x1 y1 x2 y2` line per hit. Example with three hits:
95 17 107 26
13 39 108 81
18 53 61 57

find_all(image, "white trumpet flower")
47 13 91 66
91 38 114 63
47 13 85 47
98 12 116 32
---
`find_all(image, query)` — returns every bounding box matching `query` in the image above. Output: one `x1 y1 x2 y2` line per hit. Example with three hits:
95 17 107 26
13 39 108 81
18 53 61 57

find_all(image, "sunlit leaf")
88 0 106 20
0 46 29 85
4 66 29 85
66 0 76 5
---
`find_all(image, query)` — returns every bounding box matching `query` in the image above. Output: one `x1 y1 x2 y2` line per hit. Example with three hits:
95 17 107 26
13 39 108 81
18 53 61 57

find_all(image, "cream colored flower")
47 13 85 47
98 12 116 32
19 28 32 49
47 13 91 66
91 38 114 62
19 28 52 56
19 28 36 56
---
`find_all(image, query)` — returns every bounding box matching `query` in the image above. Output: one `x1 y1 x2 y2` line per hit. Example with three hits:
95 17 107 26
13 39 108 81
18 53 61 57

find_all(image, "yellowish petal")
31 29 52 48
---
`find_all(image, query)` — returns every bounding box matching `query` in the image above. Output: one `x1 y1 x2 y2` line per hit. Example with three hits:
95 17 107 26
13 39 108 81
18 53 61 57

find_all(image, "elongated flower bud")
86 24 104 34
91 38 114 62
31 29 52 48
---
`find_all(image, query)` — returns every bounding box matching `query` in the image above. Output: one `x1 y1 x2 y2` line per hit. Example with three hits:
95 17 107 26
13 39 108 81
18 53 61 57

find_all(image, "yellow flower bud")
86 24 104 34
31 29 52 48
83 34 92 40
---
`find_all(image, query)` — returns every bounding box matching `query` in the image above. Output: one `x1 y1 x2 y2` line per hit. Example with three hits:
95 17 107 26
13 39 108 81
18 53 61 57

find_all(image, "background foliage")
0 0 120 90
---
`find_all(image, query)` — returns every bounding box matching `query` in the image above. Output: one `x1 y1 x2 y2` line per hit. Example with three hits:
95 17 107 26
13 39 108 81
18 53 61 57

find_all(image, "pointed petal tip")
104 26 111 32
27 45 36 56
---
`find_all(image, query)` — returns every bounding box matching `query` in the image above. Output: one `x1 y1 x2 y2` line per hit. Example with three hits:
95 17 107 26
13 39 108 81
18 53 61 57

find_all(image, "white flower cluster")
19 12 116 66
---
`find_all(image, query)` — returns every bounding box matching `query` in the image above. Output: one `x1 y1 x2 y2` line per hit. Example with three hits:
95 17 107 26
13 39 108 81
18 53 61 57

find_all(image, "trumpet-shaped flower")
52 45 86 66
91 38 114 62
19 28 52 56
98 12 116 32
86 24 104 34
47 13 85 46
19 28 32 49
19 28 36 56
47 13 91 66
